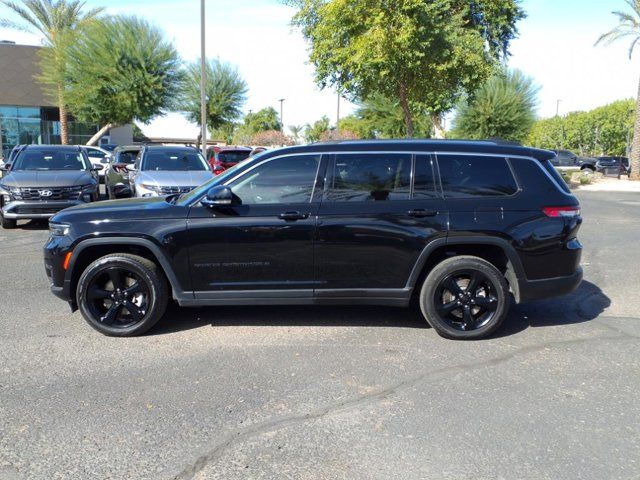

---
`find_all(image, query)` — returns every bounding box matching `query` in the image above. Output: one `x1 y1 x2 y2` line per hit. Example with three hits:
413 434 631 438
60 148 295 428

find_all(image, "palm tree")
0 1 103 144
596 0 640 179
288 125 304 144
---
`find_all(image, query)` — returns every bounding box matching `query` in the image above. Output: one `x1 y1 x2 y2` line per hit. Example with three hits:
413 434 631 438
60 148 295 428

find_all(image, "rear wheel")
76 254 168 336
419 256 509 340
581 166 595 175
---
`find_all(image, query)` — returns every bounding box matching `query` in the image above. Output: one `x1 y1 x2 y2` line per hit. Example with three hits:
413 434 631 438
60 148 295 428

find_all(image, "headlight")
49 222 70 236
140 183 161 193
79 183 97 193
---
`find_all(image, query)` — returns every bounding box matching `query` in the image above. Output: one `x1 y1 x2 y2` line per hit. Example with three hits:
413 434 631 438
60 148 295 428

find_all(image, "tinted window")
218 151 250 164
414 155 437 199
231 155 320 204
12 150 88 171
438 155 518 198
328 153 411 202
114 150 139 164
142 149 208 171
541 159 571 194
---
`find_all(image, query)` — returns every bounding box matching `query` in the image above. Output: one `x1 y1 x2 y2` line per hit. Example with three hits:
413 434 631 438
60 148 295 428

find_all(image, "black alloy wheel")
77 254 168 336
420 256 509 340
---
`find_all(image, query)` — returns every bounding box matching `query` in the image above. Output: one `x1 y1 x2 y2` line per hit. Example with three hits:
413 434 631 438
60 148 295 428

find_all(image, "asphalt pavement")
0 191 638 480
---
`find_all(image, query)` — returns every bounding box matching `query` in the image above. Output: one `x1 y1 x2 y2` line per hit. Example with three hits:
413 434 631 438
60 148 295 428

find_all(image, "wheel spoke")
107 269 124 290
475 295 498 311
101 304 120 325
466 272 481 294
123 301 145 322
88 286 111 300
124 282 144 296
437 300 459 317
445 277 464 296
462 306 475 330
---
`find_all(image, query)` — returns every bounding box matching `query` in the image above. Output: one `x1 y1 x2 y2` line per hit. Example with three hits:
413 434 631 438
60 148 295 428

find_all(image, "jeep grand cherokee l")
44 140 583 340
1 145 101 229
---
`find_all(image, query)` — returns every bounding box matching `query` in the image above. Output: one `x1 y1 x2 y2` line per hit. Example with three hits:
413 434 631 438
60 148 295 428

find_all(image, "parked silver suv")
0 145 101 229
129 146 213 198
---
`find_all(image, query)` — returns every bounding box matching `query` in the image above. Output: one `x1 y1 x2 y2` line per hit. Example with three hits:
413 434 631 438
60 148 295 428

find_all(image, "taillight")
542 206 581 218
113 164 128 174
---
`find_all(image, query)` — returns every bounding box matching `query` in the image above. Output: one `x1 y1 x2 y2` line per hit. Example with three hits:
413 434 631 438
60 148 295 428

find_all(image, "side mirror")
201 186 236 208
91 164 104 172
0 163 9 172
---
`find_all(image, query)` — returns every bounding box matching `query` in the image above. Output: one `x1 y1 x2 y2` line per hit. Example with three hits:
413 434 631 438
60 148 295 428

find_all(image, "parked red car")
208 146 252 175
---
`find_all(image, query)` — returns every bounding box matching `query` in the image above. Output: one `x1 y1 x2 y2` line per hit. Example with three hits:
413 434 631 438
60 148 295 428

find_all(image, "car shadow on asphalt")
152 280 610 339
11 219 49 230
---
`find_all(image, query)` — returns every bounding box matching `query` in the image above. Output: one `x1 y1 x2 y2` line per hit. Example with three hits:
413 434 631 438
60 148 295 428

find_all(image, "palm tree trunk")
58 85 69 145
431 114 446 139
630 75 640 181
86 123 114 146
399 84 414 139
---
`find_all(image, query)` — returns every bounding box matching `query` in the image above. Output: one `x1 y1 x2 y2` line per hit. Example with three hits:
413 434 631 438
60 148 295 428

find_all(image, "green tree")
180 58 248 135
304 116 331 143
596 0 640 179
451 69 538 143
288 124 304 144
355 94 433 139
63 15 182 144
0 0 103 144
232 107 282 144
287 0 524 138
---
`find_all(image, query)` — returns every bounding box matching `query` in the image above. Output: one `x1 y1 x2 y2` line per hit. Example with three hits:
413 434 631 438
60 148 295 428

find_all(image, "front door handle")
278 211 310 221
407 209 438 218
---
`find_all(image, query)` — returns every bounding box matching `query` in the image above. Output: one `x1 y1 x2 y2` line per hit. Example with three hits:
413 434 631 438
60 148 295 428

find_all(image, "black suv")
1 145 102 229
44 140 583 340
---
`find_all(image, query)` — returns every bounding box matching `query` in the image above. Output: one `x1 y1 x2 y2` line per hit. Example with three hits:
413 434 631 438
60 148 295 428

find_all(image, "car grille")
14 205 65 215
17 186 83 201
159 186 195 195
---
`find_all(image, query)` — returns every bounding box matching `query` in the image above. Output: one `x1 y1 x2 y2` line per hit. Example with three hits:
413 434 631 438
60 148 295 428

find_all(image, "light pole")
200 0 207 157
336 91 340 134
556 99 562 117
278 98 285 133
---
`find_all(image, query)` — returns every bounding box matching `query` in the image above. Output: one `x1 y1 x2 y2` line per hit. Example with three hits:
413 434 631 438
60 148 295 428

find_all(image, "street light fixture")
278 98 285 133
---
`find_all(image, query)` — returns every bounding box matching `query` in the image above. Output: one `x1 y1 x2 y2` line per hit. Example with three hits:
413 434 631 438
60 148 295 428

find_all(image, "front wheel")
76 254 168 336
419 256 510 340
1 212 16 229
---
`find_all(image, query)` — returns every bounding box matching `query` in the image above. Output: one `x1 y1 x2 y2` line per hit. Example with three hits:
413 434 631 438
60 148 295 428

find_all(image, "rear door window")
327 153 411 202
437 154 518 198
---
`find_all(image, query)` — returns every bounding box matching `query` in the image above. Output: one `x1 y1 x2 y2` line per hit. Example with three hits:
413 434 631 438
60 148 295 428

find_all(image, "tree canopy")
64 15 182 132
527 99 635 157
287 0 524 137
451 69 538 143
180 58 248 133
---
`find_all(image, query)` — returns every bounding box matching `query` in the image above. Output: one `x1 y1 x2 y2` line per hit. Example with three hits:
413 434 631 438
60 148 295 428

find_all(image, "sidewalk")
578 178 640 192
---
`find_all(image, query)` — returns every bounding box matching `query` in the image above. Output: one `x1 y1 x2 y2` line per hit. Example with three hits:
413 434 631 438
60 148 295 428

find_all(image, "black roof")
263 139 555 162
23 145 82 151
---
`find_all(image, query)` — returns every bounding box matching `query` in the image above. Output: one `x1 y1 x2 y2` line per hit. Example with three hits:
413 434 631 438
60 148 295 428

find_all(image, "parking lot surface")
0 191 639 480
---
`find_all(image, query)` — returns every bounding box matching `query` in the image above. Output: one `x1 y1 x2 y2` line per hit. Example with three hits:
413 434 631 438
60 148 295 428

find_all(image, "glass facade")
0 105 99 158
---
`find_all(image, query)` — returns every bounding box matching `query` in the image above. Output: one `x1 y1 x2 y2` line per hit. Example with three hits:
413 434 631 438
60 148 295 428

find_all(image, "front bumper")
2 200 86 219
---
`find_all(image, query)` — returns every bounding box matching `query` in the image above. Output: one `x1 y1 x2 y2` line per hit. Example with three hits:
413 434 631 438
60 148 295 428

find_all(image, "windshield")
12 149 89 171
115 150 139 164
218 151 250 164
142 149 208 171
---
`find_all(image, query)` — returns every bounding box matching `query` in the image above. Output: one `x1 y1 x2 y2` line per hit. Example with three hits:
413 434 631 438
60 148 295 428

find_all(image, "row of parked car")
550 149 631 177
0 143 264 229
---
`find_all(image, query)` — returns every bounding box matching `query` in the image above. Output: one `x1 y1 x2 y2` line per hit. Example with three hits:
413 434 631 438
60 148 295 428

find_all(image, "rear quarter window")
437 154 518 198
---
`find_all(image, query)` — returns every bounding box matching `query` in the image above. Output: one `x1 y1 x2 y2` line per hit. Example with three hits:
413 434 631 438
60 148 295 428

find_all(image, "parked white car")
81 146 112 180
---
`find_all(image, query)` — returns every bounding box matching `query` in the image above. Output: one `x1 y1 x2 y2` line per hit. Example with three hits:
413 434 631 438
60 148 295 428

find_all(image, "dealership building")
0 41 132 158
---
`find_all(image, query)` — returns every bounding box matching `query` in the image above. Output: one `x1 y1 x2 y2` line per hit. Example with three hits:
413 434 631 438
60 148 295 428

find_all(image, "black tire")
76 253 168 336
1 213 16 229
419 256 509 340
581 166 595 175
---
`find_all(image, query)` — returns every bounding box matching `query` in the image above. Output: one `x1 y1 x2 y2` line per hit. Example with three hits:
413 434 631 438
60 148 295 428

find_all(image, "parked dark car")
99 144 119 152
208 146 252 175
596 156 630 178
44 140 582 340
1 145 101 229
105 145 142 199
550 149 597 172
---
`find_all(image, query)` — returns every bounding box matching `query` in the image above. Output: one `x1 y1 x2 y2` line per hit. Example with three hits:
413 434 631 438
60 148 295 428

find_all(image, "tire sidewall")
420 257 509 340
77 255 165 336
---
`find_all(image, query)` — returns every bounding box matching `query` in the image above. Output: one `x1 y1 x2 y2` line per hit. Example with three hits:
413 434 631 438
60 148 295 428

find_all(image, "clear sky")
1 0 637 139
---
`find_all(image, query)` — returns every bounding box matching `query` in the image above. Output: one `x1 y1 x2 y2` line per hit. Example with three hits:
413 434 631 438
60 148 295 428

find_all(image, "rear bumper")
2 200 85 219
518 267 583 303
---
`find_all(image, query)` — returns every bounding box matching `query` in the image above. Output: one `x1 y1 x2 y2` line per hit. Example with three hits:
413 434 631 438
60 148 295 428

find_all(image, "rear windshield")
218 151 250 164
541 159 571 194
115 150 139 164
12 150 89 171
142 149 209 171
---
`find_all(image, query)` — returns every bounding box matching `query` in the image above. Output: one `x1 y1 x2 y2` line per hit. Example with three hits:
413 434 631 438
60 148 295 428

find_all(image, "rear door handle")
278 211 310 221
407 209 438 218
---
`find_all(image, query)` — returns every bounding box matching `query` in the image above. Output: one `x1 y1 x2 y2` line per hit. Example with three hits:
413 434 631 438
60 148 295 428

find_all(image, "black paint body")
44 140 583 310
